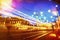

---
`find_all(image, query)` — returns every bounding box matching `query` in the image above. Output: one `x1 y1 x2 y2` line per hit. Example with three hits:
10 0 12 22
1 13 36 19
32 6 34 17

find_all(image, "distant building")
0 16 33 26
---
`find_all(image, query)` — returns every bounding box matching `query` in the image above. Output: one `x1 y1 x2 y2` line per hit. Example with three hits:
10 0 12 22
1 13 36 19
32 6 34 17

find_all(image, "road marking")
24 31 49 39
33 31 52 40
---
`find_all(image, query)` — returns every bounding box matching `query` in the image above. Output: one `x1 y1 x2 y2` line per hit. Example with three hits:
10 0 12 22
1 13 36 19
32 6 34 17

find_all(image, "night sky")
11 0 60 23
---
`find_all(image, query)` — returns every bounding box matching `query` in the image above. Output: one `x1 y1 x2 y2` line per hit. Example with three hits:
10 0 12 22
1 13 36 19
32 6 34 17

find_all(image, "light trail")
23 31 50 40
0 3 36 23
9 8 41 23
0 0 15 17
14 31 42 36
0 10 36 24
2 3 41 24
0 10 17 17
33 31 52 40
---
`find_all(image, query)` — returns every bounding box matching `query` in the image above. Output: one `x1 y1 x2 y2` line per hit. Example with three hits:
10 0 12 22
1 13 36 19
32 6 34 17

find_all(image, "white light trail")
2 3 41 24
0 10 17 17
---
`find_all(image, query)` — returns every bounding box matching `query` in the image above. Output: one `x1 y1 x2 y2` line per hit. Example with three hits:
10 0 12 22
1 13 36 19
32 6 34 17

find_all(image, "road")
0 30 52 40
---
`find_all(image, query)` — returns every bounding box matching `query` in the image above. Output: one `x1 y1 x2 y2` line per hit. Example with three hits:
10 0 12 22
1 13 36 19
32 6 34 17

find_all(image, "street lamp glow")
44 17 46 20
36 16 38 18
40 12 43 14
48 9 51 13
56 5 58 7
50 16 53 18
33 12 36 15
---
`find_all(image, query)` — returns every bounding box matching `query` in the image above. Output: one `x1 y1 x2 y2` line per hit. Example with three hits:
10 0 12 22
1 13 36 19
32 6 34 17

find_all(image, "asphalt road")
0 30 52 40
